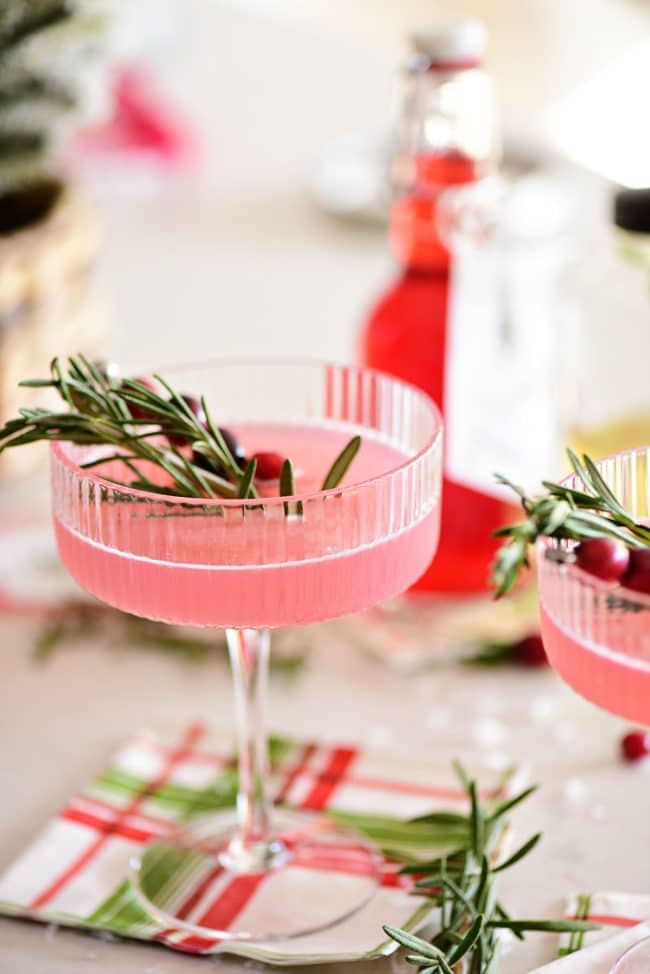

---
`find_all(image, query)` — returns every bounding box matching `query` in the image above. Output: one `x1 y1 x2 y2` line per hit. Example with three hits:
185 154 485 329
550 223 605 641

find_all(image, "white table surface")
1 606 649 973
1 4 649 972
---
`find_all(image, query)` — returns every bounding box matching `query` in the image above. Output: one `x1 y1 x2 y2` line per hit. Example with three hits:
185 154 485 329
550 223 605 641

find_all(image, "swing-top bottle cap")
408 19 487 70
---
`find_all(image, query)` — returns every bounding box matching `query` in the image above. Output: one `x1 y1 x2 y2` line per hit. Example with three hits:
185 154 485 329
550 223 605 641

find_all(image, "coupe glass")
50 360 443 941
611 936 650 973
537 446 650 724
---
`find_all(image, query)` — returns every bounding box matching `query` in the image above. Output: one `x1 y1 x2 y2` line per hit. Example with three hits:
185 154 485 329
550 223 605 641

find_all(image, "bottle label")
444 234 561 499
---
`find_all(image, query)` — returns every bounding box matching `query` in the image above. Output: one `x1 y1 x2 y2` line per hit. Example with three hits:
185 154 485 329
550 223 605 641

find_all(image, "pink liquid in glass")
53 422 440 629
536 449 650 725
540 605 650 725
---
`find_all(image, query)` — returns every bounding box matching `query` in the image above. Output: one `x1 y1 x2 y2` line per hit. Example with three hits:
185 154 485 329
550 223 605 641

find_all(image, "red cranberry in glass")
512 634 548 667
219 427 246 468
253 451 285 481
180 393 206 424
621 548 650 596
191 449 214 473
192 428 246 474
575 538 630 582
621 730 650 762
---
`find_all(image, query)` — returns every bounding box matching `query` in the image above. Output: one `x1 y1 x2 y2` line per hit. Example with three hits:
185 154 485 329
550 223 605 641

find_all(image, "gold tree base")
0 187 110 481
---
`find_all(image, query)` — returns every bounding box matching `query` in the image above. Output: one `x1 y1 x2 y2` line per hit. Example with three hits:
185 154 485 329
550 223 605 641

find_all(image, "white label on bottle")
444 237 560 500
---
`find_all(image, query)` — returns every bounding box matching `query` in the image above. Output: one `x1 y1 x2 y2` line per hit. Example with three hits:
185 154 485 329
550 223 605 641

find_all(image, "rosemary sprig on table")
34 603 306 676
0 356 361 507
492 449 650 597
383 763 599 974
558 893 592 958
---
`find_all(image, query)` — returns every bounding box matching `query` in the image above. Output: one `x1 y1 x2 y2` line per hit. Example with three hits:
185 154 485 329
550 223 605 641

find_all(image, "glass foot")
129 809 382 941
611 936 650 973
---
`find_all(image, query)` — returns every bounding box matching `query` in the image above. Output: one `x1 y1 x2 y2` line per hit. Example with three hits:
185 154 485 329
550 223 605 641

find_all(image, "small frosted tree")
0 1 113 228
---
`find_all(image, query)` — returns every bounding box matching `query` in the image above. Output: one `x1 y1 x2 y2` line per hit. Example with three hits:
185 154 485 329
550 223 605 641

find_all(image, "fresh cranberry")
191 427 246 474
168 394 207 445
575 538 630 582
253 451 285 481
621 730 650 762
218 427 246 467
512 634 548 667
621 549 650 596
179 394 206 424
191 449 214 473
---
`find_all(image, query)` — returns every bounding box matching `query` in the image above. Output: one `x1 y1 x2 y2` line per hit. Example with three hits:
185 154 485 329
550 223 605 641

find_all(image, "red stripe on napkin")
175 864 225 922
274 743 317 804
343 774 501 801
161 933 220 953
134 733 231 768
194 872 267 931
61 807 157 845
69 795 172 835
568 914 641 928
290 846 377 877
300 747 358 810
380 868 412 889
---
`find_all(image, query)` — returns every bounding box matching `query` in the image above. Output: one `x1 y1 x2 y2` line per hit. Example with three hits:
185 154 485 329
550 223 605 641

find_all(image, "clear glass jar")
568 187 650 459
436 169 571 495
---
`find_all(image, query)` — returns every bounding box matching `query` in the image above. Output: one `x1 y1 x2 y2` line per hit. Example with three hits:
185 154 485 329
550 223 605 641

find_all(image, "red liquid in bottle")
360 151 518 594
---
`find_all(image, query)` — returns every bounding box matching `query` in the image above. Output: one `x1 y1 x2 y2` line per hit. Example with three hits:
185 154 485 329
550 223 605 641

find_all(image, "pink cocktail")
53 421 438 629
50 361 443 941
537 448 650 725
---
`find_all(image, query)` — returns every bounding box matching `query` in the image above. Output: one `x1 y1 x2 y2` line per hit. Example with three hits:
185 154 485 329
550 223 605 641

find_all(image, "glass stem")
225 628 275 866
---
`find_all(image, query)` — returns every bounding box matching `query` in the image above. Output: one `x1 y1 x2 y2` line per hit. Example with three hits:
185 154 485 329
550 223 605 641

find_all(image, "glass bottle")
568 187 650 459
360 20 514 595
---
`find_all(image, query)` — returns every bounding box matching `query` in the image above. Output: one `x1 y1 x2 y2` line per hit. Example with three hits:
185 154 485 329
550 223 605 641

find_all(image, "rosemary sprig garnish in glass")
383 763 599 974
492 449 650 597
0 356 362 509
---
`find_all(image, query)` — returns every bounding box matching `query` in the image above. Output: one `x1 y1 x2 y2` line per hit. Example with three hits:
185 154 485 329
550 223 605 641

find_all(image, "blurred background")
3 0 650 435
98 0 649 365
98 1 649 334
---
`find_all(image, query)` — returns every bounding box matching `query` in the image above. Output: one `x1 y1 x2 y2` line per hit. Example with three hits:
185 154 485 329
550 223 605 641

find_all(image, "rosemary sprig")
280 458 303 517
384 765 599 974
558 893 592 958
3 356 243 499
34 603 307 675
492 449 650 597
237 458 257 500
0 356 363 510
321 434 361 490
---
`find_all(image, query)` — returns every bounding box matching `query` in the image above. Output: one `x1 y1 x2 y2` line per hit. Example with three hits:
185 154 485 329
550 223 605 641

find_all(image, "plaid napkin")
0 724 520 964
531 892 650 972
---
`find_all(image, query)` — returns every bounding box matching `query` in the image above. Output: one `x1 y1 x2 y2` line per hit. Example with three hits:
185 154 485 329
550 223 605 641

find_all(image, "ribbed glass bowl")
537 447 650 723
50 360 443 629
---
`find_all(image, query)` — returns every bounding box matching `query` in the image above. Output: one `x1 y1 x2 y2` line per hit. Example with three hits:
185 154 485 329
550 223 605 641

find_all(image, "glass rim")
50 357 443 510
536 444 650 611
610 934 650 972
